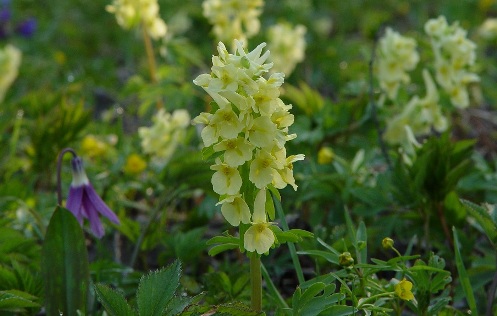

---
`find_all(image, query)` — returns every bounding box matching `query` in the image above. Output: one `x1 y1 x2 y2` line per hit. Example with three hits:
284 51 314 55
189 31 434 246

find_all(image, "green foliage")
0 290 40 313
41 207 90 316
460 199 497 248
94 284 136 316
453 228 477 314
95 260 193 316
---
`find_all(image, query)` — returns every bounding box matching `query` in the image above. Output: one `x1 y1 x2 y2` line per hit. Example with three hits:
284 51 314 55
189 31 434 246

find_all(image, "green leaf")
0 289 40 310
41 207 89 316
460 199 497 248
208 243 240 256
136 260 181 316
297 250 339 265
453 227 477 314
94 284 135 316
265 189 276 221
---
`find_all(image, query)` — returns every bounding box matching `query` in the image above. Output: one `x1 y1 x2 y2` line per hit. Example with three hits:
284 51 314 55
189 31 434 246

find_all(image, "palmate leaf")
292 282 345 316
94 284 135 316
136 260 181 316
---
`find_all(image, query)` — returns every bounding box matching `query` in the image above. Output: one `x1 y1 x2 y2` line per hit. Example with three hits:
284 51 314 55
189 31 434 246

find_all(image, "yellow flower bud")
338 252 354 267
382 237 395 250
317 147 334 164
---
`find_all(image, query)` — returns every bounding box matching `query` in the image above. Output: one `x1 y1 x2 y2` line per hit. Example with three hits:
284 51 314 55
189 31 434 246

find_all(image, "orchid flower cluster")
375 28 419 101
0 43 21 102
375 16 478 153
193 41 304 254
138 108 190 168
425 16 479 108
267 22 307 76
106 0 167 39
202 0 263 47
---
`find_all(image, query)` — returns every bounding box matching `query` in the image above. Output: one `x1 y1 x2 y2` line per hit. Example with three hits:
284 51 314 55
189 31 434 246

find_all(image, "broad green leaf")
206 234 240 246
453 228 477 314
94 284 135 316
208 243 239 256
41 207 89 316
136 260 181 316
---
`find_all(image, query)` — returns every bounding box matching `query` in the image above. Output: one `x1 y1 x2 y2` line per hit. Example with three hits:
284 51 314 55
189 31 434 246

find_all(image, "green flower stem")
250 252 262 312
261 263 289 309
141 24 163 109
129 188 183 268
357 291 395 308
271 191 305 285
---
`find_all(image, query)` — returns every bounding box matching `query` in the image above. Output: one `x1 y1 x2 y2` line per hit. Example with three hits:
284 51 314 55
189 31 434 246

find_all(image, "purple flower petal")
16 17 36 37
66 186 84 225
85 183 120 224
83 195 104 238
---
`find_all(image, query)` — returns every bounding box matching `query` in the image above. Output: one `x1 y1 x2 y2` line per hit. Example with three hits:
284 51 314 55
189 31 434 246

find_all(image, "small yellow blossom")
244 189 275 254
395 278 415 301
124 154 147 174
216 194 251 226
81 135 108 158
317 147 334 165
210 158 242 195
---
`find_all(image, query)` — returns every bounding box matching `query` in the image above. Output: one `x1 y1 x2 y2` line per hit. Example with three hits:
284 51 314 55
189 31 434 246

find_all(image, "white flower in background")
384 69 448 147
267 22 306 76
479 18 497 40
193 40 303 253
202 0 263 47
0 44 22 103
375 28 419 100
106 0 167 39
138 109 190 166
425 16 479 108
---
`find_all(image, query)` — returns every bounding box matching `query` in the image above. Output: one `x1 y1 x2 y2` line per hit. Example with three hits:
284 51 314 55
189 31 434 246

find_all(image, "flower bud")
382 237 394 250
339 252 354 267
317 147 334 164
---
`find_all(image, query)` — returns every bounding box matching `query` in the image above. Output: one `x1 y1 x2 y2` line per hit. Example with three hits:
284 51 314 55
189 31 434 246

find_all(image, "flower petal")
83 195 104 238
85 184 120 224
66 186 84 225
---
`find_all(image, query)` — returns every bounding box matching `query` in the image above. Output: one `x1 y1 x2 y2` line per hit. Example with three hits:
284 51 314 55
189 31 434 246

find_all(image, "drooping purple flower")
16 17 36 37
65 156 119 238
